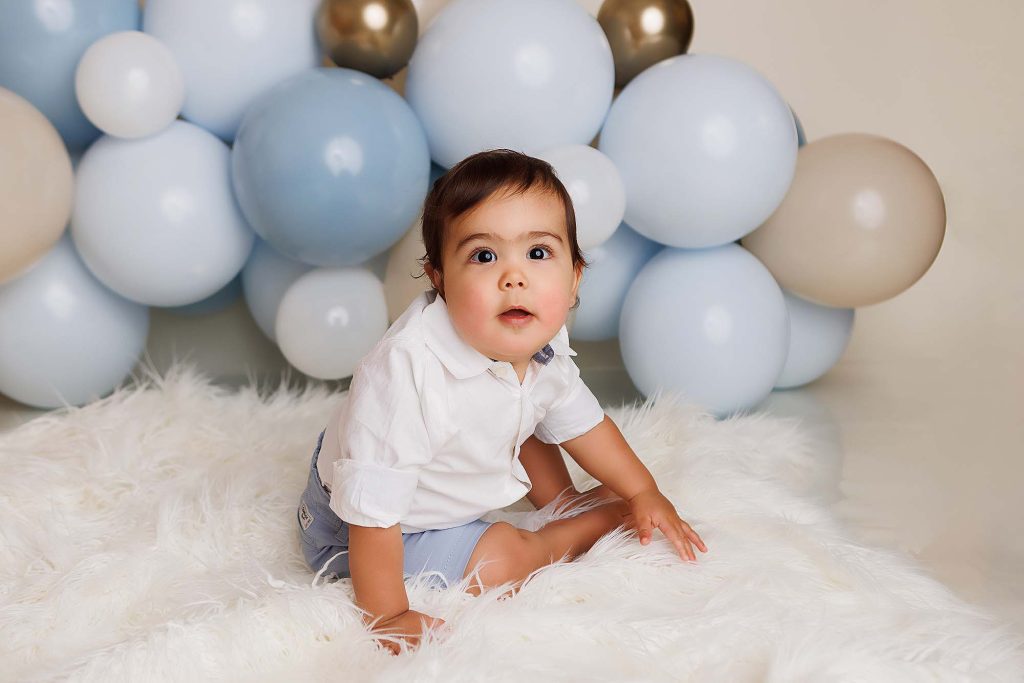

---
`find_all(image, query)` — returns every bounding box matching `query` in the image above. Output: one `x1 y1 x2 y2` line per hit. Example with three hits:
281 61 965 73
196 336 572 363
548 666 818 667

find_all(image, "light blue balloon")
232 68 430 267
166 275 244 317
571 222 661 341
599 54 797 249
241 238 313 341
71 121 255 307
0 236 149 409
0 0 139 152
619 244 789 418
405 0 614 169
775 290 854 389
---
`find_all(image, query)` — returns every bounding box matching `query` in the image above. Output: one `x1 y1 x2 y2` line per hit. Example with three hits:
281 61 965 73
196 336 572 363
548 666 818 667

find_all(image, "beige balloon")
384 220 431 322
0 88 74 284
741 133 946 308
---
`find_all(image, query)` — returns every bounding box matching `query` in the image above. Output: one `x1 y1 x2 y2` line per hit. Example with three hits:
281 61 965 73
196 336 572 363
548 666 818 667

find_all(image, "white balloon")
538 144 625 250
775 290 855 389
405 0 613 169
276 268 389 380
71 120 255 307
600 54 798 248
143 0 319 142
0 236 149 409
75 31 184 139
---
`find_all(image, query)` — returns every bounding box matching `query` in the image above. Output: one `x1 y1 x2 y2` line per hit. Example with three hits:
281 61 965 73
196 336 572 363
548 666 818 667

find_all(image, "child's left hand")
628 489 708 563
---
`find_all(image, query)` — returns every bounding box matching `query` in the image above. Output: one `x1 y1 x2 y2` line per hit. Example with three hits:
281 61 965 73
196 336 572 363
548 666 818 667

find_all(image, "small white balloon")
75 30 185 139
538 144 625 250
775 290 855 389
276 268 389 380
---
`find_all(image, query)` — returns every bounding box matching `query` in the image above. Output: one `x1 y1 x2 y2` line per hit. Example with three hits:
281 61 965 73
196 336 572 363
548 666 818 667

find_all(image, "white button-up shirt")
318 289 605 533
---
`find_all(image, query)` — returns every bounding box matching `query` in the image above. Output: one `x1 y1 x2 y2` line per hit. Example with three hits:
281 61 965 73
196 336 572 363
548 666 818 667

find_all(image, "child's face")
426 187 583 365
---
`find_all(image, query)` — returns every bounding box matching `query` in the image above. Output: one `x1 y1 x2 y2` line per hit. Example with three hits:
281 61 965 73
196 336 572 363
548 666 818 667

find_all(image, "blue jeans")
296 431 496 590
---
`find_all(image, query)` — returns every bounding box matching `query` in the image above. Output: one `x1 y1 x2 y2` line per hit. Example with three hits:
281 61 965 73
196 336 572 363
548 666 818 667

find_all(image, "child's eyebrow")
455 230 564 252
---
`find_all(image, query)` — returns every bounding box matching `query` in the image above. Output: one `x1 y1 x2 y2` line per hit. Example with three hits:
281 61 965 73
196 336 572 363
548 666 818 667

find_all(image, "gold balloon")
598 0 694 88
741 133 947 308
316 0 418 79
0 88 73 284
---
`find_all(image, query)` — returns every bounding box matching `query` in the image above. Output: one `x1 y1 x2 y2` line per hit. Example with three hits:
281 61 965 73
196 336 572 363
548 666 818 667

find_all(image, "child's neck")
489 357 531 384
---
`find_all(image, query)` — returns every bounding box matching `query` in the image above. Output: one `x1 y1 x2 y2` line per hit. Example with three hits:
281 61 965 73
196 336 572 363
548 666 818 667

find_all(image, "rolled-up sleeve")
534 358 605 445
329 341 434 528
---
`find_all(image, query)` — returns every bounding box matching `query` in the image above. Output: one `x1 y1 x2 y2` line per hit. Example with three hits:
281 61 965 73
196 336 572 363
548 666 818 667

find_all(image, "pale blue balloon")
619 244 789 418
0 0 139 151
166 275 244 317
405 0 614 169
143 0 319 142
71 121 255 307
571 222 661 341
599 54 797 249
0 236 149 409
241 238 313 342
775 290 854 389
232 68 430 267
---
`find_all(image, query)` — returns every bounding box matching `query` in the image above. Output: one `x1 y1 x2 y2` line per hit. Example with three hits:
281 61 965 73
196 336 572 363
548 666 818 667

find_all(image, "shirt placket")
491 361 537 484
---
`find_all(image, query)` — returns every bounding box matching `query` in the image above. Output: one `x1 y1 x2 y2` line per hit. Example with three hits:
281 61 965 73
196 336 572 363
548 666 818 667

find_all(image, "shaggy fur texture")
1 364 1020 681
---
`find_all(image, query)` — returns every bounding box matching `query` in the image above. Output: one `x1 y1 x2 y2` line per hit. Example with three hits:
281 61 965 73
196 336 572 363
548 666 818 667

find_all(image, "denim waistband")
311 430 330 494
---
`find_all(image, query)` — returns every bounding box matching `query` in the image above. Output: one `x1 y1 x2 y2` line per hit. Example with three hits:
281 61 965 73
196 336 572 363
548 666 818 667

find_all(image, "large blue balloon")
599 54 797 249
0 236 149 408
619 244 789 417
232 68 431 267
570 223 661 342
0 0 139 152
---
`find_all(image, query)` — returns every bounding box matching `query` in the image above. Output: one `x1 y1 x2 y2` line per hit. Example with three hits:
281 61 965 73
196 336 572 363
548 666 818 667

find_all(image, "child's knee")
464 522 549 589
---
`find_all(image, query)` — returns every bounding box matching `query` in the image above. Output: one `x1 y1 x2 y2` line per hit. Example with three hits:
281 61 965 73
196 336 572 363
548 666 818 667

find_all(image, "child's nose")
502 272 526 289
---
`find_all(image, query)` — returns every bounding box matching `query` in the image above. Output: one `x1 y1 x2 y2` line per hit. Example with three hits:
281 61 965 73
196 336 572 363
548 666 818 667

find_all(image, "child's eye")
529 246 552 260
470 248 496 264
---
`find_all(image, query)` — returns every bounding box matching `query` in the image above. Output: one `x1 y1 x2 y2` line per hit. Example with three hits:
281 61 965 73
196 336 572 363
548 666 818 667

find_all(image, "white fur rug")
1 364 1021 682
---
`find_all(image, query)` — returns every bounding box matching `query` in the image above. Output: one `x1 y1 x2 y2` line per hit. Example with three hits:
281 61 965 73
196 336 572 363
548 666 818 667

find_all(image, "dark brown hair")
417 149 588 303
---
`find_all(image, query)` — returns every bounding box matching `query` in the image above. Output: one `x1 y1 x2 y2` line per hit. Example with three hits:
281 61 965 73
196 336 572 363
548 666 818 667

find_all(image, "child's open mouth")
499 307 533 325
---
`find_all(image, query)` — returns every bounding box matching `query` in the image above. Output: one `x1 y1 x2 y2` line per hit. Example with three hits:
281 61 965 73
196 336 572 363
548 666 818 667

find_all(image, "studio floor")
2 225 1021 639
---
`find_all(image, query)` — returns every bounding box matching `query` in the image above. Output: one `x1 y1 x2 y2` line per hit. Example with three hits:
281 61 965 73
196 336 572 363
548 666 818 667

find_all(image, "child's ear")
424 261 444 296
571 261 584 297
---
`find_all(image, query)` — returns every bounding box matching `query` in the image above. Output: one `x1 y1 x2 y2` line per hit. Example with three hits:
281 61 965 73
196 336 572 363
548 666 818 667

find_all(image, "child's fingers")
637 515 654 544
673 526 696 562
685 526 708 552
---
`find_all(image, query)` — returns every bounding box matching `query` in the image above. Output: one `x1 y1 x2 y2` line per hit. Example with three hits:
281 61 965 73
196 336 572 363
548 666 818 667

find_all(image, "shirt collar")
420 290 576 380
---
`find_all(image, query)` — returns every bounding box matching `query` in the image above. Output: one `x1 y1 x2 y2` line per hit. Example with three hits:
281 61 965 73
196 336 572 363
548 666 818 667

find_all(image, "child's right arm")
349 522 445 654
